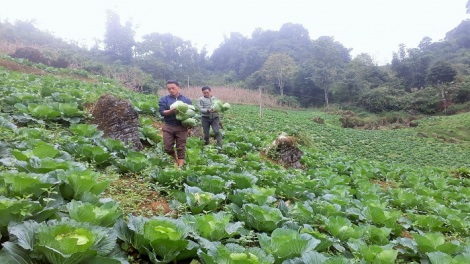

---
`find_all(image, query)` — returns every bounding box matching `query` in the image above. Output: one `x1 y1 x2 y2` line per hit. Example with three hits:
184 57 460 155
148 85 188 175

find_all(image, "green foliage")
260 53 298 96
104 10 135 64
231 203 284 233
66 200 123 227
426 60 457 85
0 171 55 199
1 45 470 263
115 215 198 263
0 197 56 236
116 151 148 173
182 212 243 241
347 239 398 264
400 88 441 114
357 87 402 113
184 185 226 214
275 95 299 108
182 117 197 127
5 218 120 264
198 243 275 264
139 126 162 145
258 228 319 263
57 169 111 203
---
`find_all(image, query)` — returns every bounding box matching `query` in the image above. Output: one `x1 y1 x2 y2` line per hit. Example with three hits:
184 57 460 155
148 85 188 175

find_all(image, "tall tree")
260 53 297 96
336 53 388 103
391 44 432 91
306 36 351 107
426 60 457 85
103 10 135 64
134 32 200 83
210 32 248 79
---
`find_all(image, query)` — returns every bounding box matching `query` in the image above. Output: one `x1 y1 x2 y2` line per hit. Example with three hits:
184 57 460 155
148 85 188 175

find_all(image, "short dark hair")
166 80 180 86
201 86 211 91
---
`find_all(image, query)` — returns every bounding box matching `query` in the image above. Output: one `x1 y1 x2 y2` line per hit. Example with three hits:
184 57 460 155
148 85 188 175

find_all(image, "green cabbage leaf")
181 212 243 241
198 243 274 264
114 215 198 264
67 200 123 227
6 219 118 264
182 118 197 127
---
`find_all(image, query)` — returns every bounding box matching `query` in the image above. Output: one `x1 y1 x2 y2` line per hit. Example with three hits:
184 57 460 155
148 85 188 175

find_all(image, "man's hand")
164 108 178 116
209 109 217 113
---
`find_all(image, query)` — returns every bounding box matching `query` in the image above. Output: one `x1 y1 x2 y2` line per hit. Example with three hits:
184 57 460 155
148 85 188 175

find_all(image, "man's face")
202 89 211 98
167 83 180 97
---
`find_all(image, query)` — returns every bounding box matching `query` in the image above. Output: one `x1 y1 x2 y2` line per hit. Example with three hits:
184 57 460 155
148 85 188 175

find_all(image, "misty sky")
1 0 469 65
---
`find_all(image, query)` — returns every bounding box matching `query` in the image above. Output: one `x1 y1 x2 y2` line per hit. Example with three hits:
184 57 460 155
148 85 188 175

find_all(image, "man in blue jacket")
158 80 192 167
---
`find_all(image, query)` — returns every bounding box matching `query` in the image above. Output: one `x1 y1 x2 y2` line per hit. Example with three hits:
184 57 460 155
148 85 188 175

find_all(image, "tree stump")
188 125 203 140
91 94 143 150
267 134 303 169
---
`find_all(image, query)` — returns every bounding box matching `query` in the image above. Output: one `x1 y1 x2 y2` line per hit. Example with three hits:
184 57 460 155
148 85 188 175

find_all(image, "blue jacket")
158 94 192 126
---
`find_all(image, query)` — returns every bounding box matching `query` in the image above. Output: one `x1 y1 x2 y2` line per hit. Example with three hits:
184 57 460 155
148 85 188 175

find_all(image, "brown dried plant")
159 85 286 108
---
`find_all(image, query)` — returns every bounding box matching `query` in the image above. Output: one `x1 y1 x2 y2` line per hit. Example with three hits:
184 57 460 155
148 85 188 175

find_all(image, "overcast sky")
1 0 469 65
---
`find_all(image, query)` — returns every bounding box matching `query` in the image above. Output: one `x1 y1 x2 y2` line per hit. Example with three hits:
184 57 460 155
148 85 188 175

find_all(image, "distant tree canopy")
134 32 201 83
426 61 457 85
259 53 297 96
104 10 135 64
0 19 78 49
305 36 351 107
2 6 470 114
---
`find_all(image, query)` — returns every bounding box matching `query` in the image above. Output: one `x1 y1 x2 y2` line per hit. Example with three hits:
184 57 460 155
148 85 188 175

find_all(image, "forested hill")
1 15 470 264
1 15 470 114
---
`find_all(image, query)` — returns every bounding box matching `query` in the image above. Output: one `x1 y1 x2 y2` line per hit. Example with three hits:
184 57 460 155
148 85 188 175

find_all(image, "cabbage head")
6 219 117 264
182 118 197 127
176 109 196 120
211 99 230 112
170 101 189 113
115 215 198 263
211 99 224 112
222 103 231 111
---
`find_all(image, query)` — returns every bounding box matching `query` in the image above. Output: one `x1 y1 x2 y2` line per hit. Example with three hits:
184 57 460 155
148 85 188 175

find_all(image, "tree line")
1 9 470 114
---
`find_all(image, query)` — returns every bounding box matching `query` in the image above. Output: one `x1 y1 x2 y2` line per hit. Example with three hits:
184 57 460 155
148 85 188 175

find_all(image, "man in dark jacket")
197 86 222 147
158 80 192 167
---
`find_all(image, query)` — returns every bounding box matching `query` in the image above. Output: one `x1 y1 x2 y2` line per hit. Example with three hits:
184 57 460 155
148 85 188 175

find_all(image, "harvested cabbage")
211 99 224 112
176 109 196 120
182 118 197 127
170 101 189 113
222 103 231 111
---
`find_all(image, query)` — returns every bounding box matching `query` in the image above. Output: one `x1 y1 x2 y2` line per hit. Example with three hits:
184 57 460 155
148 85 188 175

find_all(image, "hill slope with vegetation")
1 56 469 263
1 8 470 263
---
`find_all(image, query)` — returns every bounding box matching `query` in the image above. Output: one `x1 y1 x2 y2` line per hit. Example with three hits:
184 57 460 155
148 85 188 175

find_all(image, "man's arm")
158 97 178 116
198 98 210 114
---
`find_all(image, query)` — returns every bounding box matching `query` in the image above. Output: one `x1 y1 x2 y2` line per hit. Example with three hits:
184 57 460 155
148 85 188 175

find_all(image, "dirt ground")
0 58 96 83
0 58 46 75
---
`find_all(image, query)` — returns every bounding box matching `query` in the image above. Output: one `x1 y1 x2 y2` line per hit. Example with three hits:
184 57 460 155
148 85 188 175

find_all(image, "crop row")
0 66 469 263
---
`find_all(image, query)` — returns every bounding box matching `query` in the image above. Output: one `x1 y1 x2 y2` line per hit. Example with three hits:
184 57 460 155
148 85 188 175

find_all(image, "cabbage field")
0 62 470 263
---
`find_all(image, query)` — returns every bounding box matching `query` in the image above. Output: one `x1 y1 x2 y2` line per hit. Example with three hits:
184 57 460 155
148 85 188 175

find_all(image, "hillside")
1 58 470 263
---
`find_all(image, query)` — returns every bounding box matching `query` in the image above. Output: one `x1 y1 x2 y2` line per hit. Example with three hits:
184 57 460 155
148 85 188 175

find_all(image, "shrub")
276 95 300 108
401 88 441 114
339 116 365 128
356 87 402 113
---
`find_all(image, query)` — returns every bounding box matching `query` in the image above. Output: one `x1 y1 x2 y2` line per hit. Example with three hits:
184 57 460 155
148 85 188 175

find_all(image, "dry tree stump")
266 134 303 169
91 94 143 150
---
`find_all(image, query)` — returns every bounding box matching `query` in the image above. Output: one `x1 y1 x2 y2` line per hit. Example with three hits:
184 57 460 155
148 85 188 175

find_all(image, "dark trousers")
201 116 222 147
162 124 188 159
